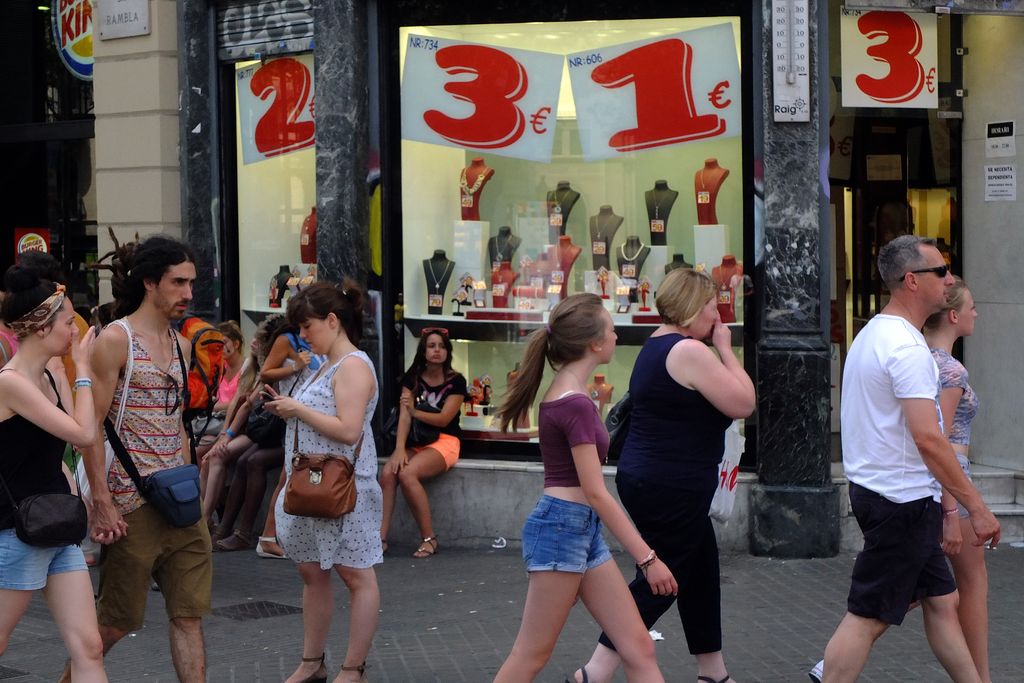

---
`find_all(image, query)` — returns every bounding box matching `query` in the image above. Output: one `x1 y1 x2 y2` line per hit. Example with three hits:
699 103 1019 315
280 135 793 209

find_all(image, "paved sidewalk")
4 542 1024 682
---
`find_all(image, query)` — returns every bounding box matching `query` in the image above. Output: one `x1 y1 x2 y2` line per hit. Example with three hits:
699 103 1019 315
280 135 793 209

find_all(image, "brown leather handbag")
283 423 362 519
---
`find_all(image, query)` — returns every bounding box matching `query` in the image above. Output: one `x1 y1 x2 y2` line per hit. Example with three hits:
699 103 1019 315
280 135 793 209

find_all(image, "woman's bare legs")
285 563 333 683
43 570 107 682
399 449 447 551
493 571 582 682
951 517 990 682
257 469 287 557
0 588 34 657
379 464 399 546
203 435 253 529
333 566 380 682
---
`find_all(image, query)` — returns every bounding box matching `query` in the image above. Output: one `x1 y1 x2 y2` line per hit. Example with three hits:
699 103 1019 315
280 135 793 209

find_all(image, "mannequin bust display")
665 253 694 273
487 226 521 267
644 180 678 246
546 180 580 242
460 157 494 221
551 235 582 299
712 254 743 323
300 206 317 264
589 205 624 271
587 374 614 417
269 265 291 308
694 158 730 225
616 235 650 302
423 250 455 314
491 260 519 308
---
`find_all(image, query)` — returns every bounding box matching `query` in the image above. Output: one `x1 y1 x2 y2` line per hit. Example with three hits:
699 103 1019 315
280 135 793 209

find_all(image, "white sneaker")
808 659 824 683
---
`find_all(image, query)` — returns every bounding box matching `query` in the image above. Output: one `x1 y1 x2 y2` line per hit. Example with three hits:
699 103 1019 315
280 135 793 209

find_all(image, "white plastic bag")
709 420 743 522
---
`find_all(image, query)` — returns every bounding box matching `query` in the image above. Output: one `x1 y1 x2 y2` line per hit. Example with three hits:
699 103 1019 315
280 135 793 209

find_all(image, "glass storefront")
394 16 749 453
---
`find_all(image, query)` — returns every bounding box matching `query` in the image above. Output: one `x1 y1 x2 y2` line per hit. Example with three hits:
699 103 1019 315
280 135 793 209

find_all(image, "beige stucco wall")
92 0 180 300
962 16 1024 471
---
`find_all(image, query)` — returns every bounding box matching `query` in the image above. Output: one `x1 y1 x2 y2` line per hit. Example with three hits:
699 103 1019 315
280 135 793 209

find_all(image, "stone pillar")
93 0 182 301
750 0 839 558
313 0 369 287
178 0 220 320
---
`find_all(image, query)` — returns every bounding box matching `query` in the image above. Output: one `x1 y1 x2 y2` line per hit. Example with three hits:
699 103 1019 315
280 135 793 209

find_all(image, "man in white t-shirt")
820 236 999 683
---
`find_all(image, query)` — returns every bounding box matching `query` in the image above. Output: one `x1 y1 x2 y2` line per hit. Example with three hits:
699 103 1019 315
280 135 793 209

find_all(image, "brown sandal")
412 536 438 558
340 661 368 682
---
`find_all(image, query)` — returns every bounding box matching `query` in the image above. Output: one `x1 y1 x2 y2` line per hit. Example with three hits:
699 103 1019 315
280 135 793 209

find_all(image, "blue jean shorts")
955 453 972 519
0 528 87 590
521 495 612 573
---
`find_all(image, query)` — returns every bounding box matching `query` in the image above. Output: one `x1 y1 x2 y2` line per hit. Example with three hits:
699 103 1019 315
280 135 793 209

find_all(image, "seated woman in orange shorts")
380 328 466 558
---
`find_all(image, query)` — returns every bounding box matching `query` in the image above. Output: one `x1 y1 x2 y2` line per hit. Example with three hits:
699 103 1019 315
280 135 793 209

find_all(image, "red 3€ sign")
841 9 938 109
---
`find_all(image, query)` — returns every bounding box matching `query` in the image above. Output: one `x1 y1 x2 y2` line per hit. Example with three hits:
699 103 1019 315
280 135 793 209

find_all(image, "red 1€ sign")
841 9 938 109
567 24 741 161
401 35 563 163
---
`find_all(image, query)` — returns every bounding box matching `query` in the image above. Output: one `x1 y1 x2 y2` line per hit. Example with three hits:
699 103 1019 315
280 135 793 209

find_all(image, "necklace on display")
595 216 615 241
428 260 453 292
620 241 645 262
460 168 487 196
551 188 571 212
494 234 511 261
652 192 667 220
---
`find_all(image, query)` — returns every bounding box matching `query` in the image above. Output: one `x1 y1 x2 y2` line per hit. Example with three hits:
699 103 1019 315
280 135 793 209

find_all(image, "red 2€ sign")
237 55 316 165
841 9 937 109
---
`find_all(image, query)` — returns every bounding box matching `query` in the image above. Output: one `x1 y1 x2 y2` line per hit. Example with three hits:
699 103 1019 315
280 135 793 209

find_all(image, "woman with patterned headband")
0 266 106 681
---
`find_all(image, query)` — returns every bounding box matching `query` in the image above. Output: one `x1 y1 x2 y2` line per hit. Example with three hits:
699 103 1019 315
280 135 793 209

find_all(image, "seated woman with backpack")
201 315 312 547
379 328 466 558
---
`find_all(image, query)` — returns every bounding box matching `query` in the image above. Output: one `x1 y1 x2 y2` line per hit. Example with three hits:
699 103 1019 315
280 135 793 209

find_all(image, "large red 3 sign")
237 55 316 164
423 45 528 149
841 9 937 109
590 39 726 152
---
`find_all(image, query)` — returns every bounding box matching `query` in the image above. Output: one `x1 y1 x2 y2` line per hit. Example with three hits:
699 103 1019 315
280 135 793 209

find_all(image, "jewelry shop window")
234 53 318 339
398 18 746 452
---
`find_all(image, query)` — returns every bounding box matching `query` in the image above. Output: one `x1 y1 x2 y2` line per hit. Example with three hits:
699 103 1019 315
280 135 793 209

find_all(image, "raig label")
53 0 94 81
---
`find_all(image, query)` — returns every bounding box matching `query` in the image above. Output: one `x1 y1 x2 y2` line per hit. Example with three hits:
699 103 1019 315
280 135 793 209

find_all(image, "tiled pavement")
4 542 1024 682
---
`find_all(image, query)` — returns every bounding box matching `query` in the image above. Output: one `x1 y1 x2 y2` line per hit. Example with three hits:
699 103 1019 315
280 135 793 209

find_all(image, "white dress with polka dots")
275 351 383 569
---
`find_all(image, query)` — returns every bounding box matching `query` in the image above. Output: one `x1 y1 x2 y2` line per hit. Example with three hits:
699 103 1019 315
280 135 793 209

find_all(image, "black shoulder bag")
605 391 632 460
105 333 202 528
0 370 88 547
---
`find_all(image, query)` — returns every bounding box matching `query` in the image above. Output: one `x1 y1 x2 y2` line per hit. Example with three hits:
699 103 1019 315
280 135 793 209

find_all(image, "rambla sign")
52 0 94 81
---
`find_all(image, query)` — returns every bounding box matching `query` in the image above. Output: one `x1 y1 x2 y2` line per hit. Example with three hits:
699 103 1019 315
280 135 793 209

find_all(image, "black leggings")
598 471 722 655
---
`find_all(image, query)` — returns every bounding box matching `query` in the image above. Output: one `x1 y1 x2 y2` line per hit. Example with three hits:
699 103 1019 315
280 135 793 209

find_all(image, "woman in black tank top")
0 266 108 681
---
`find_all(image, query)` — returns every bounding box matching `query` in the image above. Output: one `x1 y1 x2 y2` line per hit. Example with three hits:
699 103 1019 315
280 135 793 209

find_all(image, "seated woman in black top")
0 267 107 681
380 328 466 558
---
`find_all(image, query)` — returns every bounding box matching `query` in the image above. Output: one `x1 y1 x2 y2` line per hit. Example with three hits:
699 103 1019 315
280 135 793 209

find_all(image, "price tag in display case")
567 24 741 161
841 9 937 109
236 55 316 165
771 0 811 122
401 34 564 163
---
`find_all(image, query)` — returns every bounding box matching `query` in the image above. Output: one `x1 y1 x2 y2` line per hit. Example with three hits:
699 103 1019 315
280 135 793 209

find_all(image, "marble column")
178 0 220 320
845 0 1024 13
313 0 369 287
750 0 839 558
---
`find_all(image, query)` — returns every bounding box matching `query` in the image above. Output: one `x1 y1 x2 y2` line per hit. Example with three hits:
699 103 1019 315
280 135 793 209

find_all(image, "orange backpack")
179 317 226 422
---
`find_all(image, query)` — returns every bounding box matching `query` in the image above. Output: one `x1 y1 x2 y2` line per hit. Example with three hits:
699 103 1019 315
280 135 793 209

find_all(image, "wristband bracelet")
74 378 93 388
942 507 959 517
637 550 657 570
224 427 236 439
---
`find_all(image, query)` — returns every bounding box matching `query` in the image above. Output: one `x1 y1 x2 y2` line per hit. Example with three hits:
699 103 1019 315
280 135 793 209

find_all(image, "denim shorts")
955 453 972 519
0 528 87 590
521 495 612 573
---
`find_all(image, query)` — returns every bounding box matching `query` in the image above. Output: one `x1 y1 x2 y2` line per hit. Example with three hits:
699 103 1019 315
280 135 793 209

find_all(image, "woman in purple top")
924 276 989 683
493 293 677 683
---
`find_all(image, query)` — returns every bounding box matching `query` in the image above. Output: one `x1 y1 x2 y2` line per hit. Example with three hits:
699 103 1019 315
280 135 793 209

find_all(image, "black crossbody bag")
105 333 202 528
0 370 88 547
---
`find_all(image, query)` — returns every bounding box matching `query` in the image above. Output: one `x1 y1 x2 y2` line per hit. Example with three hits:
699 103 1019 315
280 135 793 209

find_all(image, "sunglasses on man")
905 264 949 279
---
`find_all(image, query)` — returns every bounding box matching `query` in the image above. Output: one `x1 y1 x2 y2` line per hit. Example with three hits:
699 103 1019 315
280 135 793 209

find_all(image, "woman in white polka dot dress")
263 281 382 683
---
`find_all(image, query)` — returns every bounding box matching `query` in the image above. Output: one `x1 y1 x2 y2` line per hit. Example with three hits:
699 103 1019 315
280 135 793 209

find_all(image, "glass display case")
397 17 748 451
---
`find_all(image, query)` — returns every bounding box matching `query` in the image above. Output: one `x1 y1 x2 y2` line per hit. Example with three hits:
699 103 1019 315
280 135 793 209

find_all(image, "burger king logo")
52 0 94 81
17 232 49 254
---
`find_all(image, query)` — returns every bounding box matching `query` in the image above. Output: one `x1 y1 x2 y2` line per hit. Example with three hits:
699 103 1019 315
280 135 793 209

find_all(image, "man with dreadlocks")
71 234 211 683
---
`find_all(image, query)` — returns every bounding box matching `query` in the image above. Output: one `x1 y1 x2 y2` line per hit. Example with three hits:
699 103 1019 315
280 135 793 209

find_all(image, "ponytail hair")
286 279 364 344
498 293 606 432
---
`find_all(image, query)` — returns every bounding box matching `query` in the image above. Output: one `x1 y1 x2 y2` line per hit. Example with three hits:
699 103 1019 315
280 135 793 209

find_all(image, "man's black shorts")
847 483 956 625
